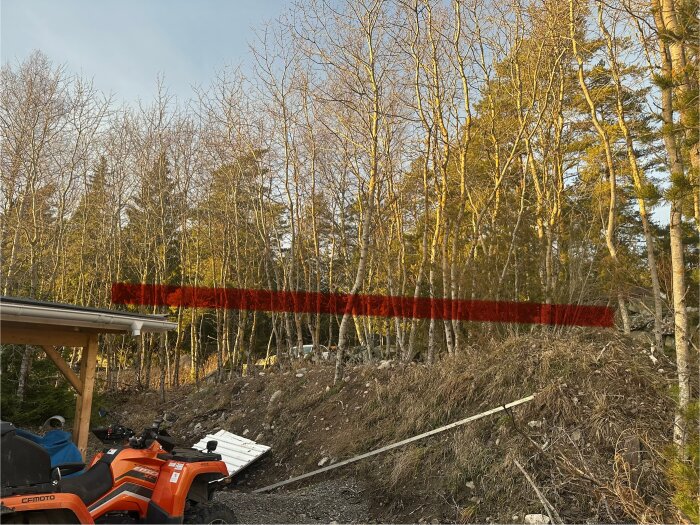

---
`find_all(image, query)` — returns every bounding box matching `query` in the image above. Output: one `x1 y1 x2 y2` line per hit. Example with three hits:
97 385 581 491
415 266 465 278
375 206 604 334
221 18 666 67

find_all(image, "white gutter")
0 302 176 336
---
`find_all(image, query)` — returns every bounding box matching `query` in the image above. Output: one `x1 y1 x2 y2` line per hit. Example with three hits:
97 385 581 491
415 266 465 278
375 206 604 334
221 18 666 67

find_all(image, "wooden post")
72 348 86 445
73 334 98 459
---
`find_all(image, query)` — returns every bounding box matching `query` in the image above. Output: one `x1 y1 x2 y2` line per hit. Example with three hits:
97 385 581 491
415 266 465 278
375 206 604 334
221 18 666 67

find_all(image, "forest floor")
103 329 683 523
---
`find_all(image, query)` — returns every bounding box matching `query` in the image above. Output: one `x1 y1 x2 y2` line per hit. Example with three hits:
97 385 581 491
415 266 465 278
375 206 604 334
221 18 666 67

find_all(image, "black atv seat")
0 421 54 497
59 462 113 505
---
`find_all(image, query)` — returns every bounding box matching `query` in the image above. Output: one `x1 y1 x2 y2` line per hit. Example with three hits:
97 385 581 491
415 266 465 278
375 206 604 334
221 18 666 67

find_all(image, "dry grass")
337 329 677 522
109 329 680 523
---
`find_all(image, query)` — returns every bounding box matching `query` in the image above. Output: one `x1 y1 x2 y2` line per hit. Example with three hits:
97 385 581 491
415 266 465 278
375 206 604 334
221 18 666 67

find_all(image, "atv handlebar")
128 416 175 452
93 413 176 452
92 424 135 444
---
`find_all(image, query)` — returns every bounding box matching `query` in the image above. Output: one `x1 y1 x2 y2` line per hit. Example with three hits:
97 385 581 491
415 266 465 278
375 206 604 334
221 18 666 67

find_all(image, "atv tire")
184 501 237 524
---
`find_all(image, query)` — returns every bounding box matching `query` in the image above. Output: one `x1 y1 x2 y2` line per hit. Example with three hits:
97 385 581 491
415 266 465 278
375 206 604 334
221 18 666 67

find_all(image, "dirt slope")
106 330 679 523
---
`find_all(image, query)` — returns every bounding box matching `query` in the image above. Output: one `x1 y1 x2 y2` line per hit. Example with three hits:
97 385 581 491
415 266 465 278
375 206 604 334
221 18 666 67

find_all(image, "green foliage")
666 171 694 201
666 402 700 522
639 181 662 203
124 153 182 285
0 346 102 427
651 72 674 91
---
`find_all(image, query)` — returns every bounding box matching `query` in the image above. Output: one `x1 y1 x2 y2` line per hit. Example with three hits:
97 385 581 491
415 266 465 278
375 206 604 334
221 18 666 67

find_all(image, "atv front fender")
147 460 228 522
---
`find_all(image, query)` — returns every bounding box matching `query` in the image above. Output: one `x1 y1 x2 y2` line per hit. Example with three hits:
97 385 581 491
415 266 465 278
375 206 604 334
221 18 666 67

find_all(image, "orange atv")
1 415 236 524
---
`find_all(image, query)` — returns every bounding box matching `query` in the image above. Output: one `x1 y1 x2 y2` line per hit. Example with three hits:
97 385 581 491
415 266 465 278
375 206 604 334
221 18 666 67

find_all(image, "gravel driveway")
215 478 370 524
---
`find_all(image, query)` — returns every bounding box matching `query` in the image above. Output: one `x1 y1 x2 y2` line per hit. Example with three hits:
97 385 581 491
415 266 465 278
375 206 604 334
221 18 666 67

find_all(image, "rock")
255 433 264 442
242 428 250 436
193 422 202 432
664 336 675 350
318 457 329 467
512 515 519 522
527 420 542 428
269 390 283 404
524 514 551 525
622 434 641 468
377 360 391 370
294 440 303 446
295 373 304 378
465 480 475 490
629 330 651 342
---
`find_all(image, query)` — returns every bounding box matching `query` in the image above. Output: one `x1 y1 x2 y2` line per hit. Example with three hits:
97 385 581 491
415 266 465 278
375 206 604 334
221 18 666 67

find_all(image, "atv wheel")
184 501 237 524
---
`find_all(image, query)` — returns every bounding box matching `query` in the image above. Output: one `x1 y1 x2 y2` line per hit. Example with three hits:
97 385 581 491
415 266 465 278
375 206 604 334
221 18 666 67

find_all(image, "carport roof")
0 296 176 336
0 296 177 459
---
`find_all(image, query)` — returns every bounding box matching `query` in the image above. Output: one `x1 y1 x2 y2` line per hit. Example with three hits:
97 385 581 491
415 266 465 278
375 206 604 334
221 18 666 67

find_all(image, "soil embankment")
105 330 677 523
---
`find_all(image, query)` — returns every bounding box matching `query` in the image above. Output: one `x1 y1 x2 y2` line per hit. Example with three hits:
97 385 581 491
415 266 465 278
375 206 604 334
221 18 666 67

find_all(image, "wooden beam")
72 348 87 446
1 324 90 347
41 345 82 395
73 334 98 458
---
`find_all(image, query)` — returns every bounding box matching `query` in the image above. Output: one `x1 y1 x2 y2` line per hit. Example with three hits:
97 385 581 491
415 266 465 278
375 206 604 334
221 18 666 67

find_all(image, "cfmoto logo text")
21 495 55 503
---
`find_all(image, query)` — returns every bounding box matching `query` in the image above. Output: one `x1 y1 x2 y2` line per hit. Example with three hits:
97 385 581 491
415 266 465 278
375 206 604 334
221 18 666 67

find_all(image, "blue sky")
1 0 289 104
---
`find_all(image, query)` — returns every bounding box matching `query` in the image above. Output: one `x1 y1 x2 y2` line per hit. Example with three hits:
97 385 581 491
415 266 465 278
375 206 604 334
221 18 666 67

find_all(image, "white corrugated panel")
192 429 270 476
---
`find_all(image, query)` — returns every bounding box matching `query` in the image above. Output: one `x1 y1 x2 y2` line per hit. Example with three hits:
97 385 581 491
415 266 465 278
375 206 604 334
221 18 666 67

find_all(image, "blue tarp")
15 428 83 468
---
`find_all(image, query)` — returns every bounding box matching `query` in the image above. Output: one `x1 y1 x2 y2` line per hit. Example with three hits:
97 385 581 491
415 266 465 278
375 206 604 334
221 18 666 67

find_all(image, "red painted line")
112 283 614 327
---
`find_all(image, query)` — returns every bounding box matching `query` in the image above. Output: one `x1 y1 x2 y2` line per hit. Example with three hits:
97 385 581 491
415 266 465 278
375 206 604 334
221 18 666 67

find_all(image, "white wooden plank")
194 438 269 458
212 430 259 446
192 430 270 476
214 446 267 460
